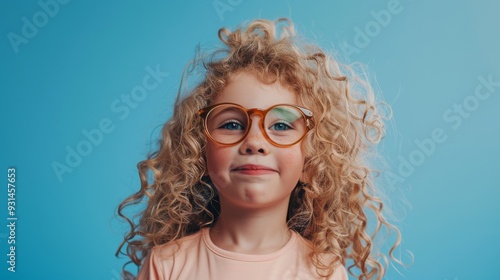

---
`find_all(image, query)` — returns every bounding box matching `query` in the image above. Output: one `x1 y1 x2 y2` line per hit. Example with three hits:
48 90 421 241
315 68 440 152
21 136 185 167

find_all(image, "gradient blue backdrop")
1 0 499 279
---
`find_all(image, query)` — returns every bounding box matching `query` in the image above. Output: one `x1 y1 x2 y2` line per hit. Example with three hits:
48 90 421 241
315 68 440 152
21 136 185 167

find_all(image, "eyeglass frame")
197 102 315 148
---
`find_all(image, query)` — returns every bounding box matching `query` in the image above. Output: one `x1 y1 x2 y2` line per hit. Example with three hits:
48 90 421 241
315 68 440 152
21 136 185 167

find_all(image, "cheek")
281 146 305 172
205 144 218 172
205 143 230 174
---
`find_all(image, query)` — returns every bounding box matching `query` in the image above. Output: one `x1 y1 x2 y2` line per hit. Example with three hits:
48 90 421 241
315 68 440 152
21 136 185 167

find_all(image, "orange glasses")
198 103 315 147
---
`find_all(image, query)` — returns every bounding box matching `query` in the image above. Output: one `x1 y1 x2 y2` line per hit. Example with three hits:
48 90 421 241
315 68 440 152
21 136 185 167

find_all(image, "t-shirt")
137 227 348 280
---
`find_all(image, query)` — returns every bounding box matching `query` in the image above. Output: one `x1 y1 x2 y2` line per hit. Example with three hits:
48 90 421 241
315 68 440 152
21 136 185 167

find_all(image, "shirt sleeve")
136 248 164 280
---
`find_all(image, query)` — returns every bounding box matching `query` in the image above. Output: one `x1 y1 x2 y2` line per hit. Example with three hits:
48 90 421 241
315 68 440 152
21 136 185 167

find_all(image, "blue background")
1 0 499 279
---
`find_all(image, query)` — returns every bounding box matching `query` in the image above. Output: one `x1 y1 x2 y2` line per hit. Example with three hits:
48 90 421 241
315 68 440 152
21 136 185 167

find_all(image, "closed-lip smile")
231 164 277 175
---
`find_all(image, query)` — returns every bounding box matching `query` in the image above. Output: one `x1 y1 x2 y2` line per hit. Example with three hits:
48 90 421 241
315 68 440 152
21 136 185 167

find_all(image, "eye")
270 121 292 131
219 120 245 130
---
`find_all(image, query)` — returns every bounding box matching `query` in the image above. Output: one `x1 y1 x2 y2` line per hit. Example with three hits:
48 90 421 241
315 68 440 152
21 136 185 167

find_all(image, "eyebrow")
215 107 243 115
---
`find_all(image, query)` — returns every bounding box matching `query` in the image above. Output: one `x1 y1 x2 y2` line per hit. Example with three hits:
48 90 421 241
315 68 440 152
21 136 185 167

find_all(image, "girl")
117 18 401 280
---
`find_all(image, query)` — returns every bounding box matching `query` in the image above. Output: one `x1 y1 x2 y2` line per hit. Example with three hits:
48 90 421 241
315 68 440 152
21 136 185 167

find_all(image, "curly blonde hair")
116 18 402 280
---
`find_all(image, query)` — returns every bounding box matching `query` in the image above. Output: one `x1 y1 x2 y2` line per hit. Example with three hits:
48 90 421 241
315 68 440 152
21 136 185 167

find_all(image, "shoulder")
151 229 204 260
328 264 348 280
136 229 206 280
293 232 348 280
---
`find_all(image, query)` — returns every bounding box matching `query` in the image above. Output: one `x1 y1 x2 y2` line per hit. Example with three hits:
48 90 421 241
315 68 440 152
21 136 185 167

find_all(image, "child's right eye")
219 120 245 130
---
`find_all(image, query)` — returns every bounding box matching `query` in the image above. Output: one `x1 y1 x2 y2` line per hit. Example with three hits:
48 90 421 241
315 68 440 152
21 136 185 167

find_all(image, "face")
205 71 305 210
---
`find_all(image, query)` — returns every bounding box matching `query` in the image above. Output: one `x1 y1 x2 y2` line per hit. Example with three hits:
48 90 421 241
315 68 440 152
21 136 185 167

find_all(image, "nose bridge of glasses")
244 108 268 138
246 108 265 119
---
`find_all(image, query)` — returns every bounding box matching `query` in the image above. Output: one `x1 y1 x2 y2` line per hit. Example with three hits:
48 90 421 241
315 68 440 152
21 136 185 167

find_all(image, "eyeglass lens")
205 105 307 145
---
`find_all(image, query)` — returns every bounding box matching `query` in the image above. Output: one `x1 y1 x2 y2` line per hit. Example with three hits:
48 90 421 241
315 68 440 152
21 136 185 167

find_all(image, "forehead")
213 71 298 109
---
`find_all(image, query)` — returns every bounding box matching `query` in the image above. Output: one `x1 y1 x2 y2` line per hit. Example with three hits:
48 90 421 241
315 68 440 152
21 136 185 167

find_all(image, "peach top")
137 227 348 280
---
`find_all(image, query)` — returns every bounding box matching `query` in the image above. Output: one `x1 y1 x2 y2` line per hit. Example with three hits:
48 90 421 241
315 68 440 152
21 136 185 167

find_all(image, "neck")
209 195 292 254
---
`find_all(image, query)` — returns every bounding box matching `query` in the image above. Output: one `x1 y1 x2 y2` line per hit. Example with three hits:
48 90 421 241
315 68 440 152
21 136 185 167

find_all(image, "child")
117 18 401 280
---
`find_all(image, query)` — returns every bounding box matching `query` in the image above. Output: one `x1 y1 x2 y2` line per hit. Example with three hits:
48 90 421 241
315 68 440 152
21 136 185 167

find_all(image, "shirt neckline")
201 227 298 262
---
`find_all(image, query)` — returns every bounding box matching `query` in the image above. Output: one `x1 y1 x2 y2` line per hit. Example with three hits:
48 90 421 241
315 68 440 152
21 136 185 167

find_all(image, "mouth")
231 164 277 175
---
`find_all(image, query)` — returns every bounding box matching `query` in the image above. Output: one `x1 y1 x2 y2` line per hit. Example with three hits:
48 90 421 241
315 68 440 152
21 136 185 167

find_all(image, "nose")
238 116 270 155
